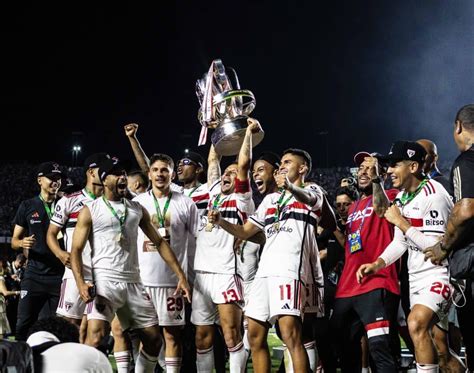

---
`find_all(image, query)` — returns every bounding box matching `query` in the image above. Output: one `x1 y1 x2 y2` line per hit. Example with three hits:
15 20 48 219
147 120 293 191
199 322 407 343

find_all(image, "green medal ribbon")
274 191 293 223
102 196 127 231
153 192 172 228
84 187 97 200
399 179 428 206
187 185 200 197
38 194 54 220
211 194 224 210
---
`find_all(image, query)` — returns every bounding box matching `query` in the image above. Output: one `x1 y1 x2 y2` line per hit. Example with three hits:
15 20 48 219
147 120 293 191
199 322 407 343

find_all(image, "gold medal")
205 222 214 232
273 222 280 230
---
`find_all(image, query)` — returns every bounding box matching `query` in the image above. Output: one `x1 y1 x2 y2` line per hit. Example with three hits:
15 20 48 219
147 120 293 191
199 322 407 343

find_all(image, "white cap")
41 343 113 373
26 331 60 347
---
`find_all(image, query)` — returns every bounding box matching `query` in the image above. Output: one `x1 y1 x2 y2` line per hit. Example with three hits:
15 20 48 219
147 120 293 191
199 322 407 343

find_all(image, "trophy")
196 59 264 156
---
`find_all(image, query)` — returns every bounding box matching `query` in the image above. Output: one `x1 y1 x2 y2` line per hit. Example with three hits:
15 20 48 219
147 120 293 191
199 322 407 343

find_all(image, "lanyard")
38 195 54 220
84 187 97 200
211 194 224 210
102 196 127 231
274 191 293 223
187 185 200 197
348 196 372 234
400 179 428 206
153 192 172 228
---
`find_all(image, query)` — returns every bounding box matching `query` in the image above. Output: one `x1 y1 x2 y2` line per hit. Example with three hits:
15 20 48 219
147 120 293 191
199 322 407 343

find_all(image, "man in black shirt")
11 162 65 341
424 103 474 371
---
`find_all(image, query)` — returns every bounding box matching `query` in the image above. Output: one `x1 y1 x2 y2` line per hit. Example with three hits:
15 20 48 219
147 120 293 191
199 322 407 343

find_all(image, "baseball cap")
98 157 127 181
353 151 382 166
179 151 206 169
83 152 110 169
37 162 62 180
257 151 281 169
379 141 427 165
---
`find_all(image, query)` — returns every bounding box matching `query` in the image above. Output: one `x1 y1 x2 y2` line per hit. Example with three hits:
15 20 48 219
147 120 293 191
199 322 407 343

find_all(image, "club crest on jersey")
407 149 415 158
20 290 28 299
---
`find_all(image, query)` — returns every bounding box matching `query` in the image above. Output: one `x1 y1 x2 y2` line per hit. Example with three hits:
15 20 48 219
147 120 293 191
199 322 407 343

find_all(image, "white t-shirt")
87 197 142 282
380 179 453 292
50 189 94 280
194 181 255 274
134 190 199 287
249 184 324 283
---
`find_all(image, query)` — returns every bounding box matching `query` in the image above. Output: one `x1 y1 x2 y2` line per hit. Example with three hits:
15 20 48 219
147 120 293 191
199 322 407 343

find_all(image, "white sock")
361 368 369 373
304 341 317 372
243 320 250 352
135 349 158 373
165 357 182 373
196 346 214 373
114 351 131 373
158 343 166 368
228 341 247 373
416 363 439 372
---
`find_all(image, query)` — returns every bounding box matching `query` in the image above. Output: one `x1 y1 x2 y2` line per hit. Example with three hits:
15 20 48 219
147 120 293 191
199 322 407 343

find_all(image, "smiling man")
357 141 463 373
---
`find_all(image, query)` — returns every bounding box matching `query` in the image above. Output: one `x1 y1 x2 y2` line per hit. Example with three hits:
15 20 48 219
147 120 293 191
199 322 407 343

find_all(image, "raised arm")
365 157 390 217
139 208 191 302
71 207 93 303
207 145 222 187
237 118 262 181
124 123 150 173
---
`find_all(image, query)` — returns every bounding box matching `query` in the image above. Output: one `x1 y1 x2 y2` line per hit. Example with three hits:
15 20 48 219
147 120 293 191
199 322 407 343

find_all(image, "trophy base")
211 116 264 156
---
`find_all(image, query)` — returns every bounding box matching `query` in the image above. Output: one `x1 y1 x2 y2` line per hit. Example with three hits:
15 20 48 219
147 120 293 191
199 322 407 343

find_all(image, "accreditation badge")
348 231 363 254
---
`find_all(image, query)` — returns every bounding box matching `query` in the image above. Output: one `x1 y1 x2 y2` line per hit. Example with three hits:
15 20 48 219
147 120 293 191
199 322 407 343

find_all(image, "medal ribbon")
273 191 293 224
102 196 127 231
153 192 172 228
38 195 55 220
399 179 428 206
84 187 97 200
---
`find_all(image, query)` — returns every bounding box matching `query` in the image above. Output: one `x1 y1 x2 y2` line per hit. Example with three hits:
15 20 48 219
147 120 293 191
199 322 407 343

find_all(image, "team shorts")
245 276 305 325
191 272 244 325
145 286 185 326
56 278 88 320
302 282 324 317
410 278 453 331
87 280 158 331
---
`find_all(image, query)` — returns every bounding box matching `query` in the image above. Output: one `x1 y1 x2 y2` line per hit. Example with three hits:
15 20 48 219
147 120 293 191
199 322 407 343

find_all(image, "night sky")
2 2 473 169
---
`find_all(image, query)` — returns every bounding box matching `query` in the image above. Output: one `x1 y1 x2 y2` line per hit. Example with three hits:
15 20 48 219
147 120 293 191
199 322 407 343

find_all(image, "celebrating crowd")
2 103 473 373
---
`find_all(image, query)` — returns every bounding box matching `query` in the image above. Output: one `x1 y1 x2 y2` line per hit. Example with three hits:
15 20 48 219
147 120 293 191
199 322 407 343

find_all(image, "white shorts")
191 272 244 325
57 278 87 320
145 286 185 326
245 276 304 325
410 279 453 331
302 282 324 317
87 280 158 331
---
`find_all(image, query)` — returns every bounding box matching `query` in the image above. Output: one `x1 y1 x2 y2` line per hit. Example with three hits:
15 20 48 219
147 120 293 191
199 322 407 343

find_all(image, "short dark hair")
27 316 80 343
149 153 175 170
282 148 312 174
128 170 149 189
335 186 359 201
455 104 474 130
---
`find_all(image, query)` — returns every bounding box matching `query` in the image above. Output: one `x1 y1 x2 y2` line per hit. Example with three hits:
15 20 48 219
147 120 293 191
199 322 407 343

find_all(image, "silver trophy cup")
196 59 264 156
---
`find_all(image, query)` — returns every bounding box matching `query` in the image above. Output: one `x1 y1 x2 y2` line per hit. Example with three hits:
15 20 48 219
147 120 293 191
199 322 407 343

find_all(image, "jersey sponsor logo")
54 213 63 220
425 219 444 226
429 210 439 219
408 245 422 253
267 224 293 237
346 207 374 223
29 219 42 224
55 204 62 212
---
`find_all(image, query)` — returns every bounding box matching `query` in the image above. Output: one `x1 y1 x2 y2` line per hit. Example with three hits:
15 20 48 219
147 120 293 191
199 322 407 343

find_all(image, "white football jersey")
381 179 453 291
194 181 255 275
134 191 199 287
249 184 324 283
87 198 142 282
50 189 94 280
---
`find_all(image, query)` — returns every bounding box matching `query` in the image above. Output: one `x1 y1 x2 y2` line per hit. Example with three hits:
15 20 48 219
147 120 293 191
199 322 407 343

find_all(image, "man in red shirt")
331 152 399 373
